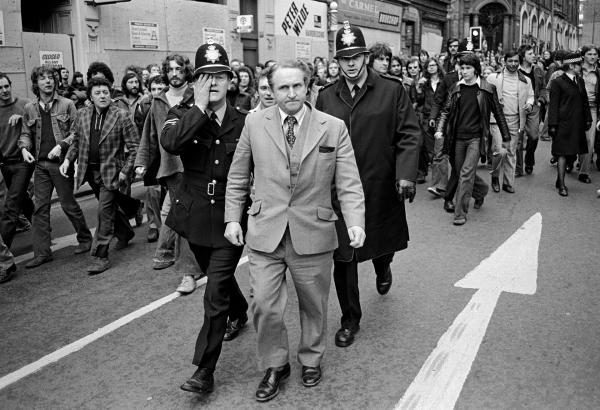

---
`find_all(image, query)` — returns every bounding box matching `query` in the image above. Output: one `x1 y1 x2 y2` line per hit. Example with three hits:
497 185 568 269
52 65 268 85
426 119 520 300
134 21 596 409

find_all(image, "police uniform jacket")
316 68 421 262
160 91 248 247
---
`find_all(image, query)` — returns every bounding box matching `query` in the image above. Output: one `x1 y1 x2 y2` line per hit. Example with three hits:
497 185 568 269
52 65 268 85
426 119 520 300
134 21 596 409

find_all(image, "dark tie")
352 85 361 101
285 115 297 148
210 112 219 126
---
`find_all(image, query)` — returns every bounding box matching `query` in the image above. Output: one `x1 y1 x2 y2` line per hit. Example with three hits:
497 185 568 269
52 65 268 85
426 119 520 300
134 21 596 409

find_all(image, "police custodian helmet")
335 21 368 58
193 39 232 77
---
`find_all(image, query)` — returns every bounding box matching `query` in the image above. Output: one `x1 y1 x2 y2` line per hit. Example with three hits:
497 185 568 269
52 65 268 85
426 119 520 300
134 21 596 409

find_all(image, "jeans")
145 185 162 230
430 136 449 191
490 115 520 187
86 168 134 258
32 160 92 258
0 162 34 247
579 107 597 176
0 171 15 269
454 138 489 219
516 104 540 173
153 173 182 263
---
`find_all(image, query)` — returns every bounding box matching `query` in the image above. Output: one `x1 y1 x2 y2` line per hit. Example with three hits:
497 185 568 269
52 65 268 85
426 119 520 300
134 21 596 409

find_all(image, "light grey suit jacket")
225 104 365 255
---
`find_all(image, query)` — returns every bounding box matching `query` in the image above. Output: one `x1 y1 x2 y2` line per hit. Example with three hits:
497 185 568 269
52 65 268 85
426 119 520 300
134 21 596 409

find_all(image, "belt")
183 175 226 196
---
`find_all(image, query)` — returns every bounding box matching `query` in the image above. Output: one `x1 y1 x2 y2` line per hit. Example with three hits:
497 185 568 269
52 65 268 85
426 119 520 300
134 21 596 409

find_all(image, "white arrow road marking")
396 213 542 410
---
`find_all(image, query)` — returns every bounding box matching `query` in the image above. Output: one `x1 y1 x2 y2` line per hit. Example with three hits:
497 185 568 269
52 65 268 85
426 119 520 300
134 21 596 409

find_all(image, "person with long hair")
389 56 403 78
327 60 340 82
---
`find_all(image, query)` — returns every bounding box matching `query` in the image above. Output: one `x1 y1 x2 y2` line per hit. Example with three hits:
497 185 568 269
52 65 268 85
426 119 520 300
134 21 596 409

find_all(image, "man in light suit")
224 60 366 402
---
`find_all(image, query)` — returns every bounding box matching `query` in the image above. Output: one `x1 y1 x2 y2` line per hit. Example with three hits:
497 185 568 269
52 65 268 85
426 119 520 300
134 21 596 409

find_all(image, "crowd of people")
1 19 599 402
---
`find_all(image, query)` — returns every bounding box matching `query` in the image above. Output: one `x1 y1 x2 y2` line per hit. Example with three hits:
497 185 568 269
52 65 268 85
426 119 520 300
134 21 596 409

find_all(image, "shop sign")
203 28 226 47
129 21 159 49
39 51 64 67
295 40 311 60
275 0 327 39
236 15 254 33
337 0 403 32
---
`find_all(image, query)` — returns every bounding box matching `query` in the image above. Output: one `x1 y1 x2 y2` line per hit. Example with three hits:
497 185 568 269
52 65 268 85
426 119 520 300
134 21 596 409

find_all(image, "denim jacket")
18 93 77 160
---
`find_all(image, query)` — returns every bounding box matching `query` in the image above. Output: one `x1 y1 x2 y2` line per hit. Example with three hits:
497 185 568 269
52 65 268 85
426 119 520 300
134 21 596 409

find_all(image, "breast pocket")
55 113 70 134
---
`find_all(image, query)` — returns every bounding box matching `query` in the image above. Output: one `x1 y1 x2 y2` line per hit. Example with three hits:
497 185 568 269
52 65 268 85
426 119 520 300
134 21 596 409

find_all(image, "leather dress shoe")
558 187 569 197
180 367 214 394
147 228 159 243
301 366 322 387
0 264 16 284
255 363 290 402
376 266 392 295
335 326 358 347
491 177 500 193
578 174 592 184
525 165 533 175
443 200 455 213
25 255 53 269
223 314 248 341
114 239 130 251
473 197 484 209
74 242 92 255
502 184 515 193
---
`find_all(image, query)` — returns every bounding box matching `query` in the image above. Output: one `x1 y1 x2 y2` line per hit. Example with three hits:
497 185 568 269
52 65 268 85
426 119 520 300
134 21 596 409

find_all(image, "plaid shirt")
66 104 139 190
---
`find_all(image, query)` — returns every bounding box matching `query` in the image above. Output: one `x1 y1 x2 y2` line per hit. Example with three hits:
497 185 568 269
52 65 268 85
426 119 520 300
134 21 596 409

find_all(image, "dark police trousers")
333 252 394 330
190 243 247 369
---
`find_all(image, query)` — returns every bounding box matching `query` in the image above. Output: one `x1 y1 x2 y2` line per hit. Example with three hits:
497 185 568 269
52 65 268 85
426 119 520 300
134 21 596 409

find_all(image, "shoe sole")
180 382 214 394
255 372 289 402
152 262 175 270
177 287 196 294
302 376 322 388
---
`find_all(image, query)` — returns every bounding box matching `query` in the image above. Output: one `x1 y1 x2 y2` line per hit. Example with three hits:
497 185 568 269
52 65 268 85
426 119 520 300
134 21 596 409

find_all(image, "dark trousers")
85 168 134 258
190 243 247 370
0 162 34 247
333 252 394 330
32 160 92 257
417 121 434 179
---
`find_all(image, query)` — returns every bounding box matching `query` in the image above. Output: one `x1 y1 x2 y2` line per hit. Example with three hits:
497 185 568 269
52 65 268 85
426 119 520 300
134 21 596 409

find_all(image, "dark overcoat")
316 69 421 262
161 92 248 248
548 73 591 156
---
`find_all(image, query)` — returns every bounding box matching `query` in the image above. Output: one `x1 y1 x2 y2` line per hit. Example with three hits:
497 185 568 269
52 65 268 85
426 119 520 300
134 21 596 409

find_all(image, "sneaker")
176 275 197 294
86 256 111 275
152 259 175 270
427 187 444 198
453 216 467 226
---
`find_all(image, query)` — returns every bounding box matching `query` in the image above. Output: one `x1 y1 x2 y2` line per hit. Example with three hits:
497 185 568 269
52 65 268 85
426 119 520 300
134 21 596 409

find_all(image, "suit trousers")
190 242 246 369
490 115 520 187
333 253 394 331
85 168 134 257
0 162 34 247
144 185 162 230
248 229 333 370
32 160 93 258
454 138 489 219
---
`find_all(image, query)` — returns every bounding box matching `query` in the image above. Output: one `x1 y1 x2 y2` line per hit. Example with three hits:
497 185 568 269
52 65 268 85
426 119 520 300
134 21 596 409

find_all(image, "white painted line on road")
0 251 248 391
396 213 542 410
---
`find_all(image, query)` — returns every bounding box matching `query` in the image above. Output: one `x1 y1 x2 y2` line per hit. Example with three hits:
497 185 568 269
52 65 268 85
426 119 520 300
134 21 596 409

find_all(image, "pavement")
1 140 600 409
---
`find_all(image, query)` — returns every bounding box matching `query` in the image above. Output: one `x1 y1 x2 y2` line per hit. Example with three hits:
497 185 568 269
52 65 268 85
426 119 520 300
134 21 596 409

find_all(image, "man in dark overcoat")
316 21 421 348
161 40 249 394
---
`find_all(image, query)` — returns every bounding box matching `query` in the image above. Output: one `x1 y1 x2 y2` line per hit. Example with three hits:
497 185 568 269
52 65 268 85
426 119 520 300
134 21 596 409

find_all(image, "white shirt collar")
458 77 481 87
345 76 367 95
279 103 307 129
566 72 576 81
207 103 227 126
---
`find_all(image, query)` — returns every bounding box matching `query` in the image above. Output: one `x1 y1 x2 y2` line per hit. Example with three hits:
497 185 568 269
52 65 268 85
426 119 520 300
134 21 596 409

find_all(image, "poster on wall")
274 0 327 39
0 11 5 46
295 40 311 60
39 51 64 67
129 21 159 49
203 28 226 47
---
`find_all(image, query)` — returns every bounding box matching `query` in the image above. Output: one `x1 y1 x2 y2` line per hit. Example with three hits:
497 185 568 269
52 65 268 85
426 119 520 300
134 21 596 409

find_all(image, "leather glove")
548 127 556 138
396 180 416 203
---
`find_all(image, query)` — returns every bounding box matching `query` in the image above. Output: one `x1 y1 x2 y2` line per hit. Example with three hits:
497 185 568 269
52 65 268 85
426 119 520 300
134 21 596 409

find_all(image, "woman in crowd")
327 60 340 83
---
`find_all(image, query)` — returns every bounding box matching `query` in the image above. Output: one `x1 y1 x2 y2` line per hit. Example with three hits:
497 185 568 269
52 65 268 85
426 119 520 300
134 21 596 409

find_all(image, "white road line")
396 213 542 410
1 241 249 391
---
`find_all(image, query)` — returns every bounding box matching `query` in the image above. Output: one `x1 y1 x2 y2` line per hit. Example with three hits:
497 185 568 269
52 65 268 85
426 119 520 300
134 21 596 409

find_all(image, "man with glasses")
316 21 420 348
161 40 249 395
443 38 460 75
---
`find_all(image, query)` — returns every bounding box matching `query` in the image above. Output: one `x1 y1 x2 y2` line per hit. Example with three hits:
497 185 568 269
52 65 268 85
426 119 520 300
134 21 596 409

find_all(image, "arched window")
521 11 529 44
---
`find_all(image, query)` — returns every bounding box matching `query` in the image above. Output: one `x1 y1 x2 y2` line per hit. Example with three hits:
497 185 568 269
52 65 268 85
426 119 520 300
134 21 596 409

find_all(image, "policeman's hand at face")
194 73 213 112
347 226 366 248
396 179 416 203
224 222 245 246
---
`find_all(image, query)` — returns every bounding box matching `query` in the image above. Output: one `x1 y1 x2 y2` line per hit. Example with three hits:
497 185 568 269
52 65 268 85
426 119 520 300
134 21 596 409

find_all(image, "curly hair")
86 61 114 84
30 66 58 97
162 54 193 83
237 65 255 90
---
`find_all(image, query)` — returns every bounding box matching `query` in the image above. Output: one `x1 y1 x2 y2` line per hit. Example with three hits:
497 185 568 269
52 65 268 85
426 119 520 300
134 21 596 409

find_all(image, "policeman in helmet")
316 22 421 348
161 40 250 395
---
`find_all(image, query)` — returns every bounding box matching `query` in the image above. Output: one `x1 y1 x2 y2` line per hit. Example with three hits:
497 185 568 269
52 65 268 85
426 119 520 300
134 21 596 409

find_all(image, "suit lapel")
99 106 118 144
263 107 287 159
300 107 326 163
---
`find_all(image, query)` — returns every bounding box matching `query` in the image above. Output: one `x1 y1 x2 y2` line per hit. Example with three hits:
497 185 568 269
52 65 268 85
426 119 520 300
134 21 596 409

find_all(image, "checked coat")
65 104 139 191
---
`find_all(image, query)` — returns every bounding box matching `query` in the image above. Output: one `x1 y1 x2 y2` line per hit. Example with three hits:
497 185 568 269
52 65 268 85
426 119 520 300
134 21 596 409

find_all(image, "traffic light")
470 26 483 50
